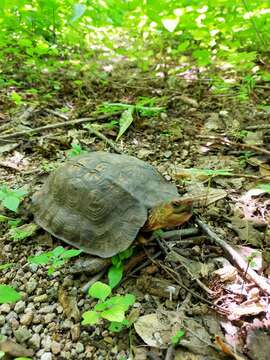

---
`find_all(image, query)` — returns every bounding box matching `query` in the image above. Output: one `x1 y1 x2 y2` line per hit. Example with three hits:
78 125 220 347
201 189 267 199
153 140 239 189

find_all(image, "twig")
164 345 174 360
45 109 69 120
0 112 122 140
245 124 270 130
198 135 270 157
84 124 122 154
196 218 270 296
159 228 199 240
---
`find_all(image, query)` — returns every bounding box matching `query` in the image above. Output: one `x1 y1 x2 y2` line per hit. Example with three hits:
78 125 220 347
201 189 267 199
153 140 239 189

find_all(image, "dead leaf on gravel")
58 286 80 321
0 339 34 357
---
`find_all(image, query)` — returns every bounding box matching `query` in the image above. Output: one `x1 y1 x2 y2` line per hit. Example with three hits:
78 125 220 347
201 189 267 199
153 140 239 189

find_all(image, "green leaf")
0 263 13 270
3 195 20 212
0 351 4 359
108 320 128 332
103 294 135 311
61 249 82 259
52 246 66 257
101 305 125 322
161 16 179 33
81 310 100 325
108 264 123 288
257 184 270 193
88 282 111 301
0 285 21 303
71 4 87 22
28 253 52 265
116 108 134 141
171 329 185 345
9 223 37 241
14 358 33 360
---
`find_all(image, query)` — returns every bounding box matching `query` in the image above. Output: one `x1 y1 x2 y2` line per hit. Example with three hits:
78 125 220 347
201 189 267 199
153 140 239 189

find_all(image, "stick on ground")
196 218 270 296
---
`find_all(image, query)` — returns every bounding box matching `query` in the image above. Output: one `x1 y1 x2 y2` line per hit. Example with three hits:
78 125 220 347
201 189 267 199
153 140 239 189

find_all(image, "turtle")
32 151 192 258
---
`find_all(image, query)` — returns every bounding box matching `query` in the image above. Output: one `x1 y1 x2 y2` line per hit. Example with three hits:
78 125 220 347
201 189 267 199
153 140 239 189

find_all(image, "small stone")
14 326 32 343
6 311 18 321
104 336 113 345
51 341 61 354
44 313 55 324
1 323 12 335
28 333 41 350
0 315 5 325
164 150 172 158
33 294 48 303
75 342 84 353
61 319 73 329
60 351 71 359
32 314 42 324
20 312 34 326
0 304 11 313
39 305 56 314
71 324 80 341
40 352 52 360
33 324 43 333
9 318 19 329
41 335 52 351
26 279 38 294
14 301 26 313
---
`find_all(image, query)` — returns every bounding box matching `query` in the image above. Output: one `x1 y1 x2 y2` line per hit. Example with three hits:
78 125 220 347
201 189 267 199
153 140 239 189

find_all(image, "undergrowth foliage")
1 0 270 101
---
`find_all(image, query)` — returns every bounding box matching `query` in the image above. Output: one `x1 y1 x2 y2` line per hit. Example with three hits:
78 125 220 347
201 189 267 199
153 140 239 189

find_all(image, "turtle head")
144 198 193 231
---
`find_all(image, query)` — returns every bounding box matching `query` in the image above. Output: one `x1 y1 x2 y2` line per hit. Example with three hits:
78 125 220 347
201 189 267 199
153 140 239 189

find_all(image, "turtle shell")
32 152 179 258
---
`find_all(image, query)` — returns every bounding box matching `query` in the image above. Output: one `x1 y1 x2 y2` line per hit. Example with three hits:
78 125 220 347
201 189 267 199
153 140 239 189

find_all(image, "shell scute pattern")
32 152 179 258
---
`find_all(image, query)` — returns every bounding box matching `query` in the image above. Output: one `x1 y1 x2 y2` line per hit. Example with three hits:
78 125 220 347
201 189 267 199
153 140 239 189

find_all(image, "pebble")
71 324 80 341
33 294 48 303
40 352 52 360
26 278 38 294
75 342 84 353
0 315 5 325
14 326 32 342
20 311 34 326
29 333 41 349
44 313 55 324
9 318 19 330
39 305 56 314
0 304 11 313
51 340 61 354
61 319 73 329
41 335 52 351
6 311 18 321
14 301 26 313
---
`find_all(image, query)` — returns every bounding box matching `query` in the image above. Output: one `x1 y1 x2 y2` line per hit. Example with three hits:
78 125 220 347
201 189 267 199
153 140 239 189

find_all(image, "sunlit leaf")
0 285 21 303
161 17 179 33
116 108 134 141
81 310 100 325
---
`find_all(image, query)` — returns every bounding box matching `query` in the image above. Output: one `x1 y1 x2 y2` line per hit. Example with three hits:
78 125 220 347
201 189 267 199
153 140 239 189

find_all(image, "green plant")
171 329 185 346
108 248 133 289
67 142 88 157
98 101 164 141
0 263 13 271
81 281 135 332
9 223 37 242
0 284 21 304
0 185 28 212
28 246 82 275
257 184 270 193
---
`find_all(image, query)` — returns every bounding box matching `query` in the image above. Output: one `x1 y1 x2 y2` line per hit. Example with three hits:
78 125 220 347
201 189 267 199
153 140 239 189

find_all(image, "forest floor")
1 61 270 360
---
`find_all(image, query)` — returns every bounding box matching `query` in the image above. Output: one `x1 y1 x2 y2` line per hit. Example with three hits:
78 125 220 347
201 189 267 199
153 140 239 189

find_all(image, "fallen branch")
0 112 122 140
84 124 122 154
196 218 270 296
198 135 270 157
245 124 270 130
